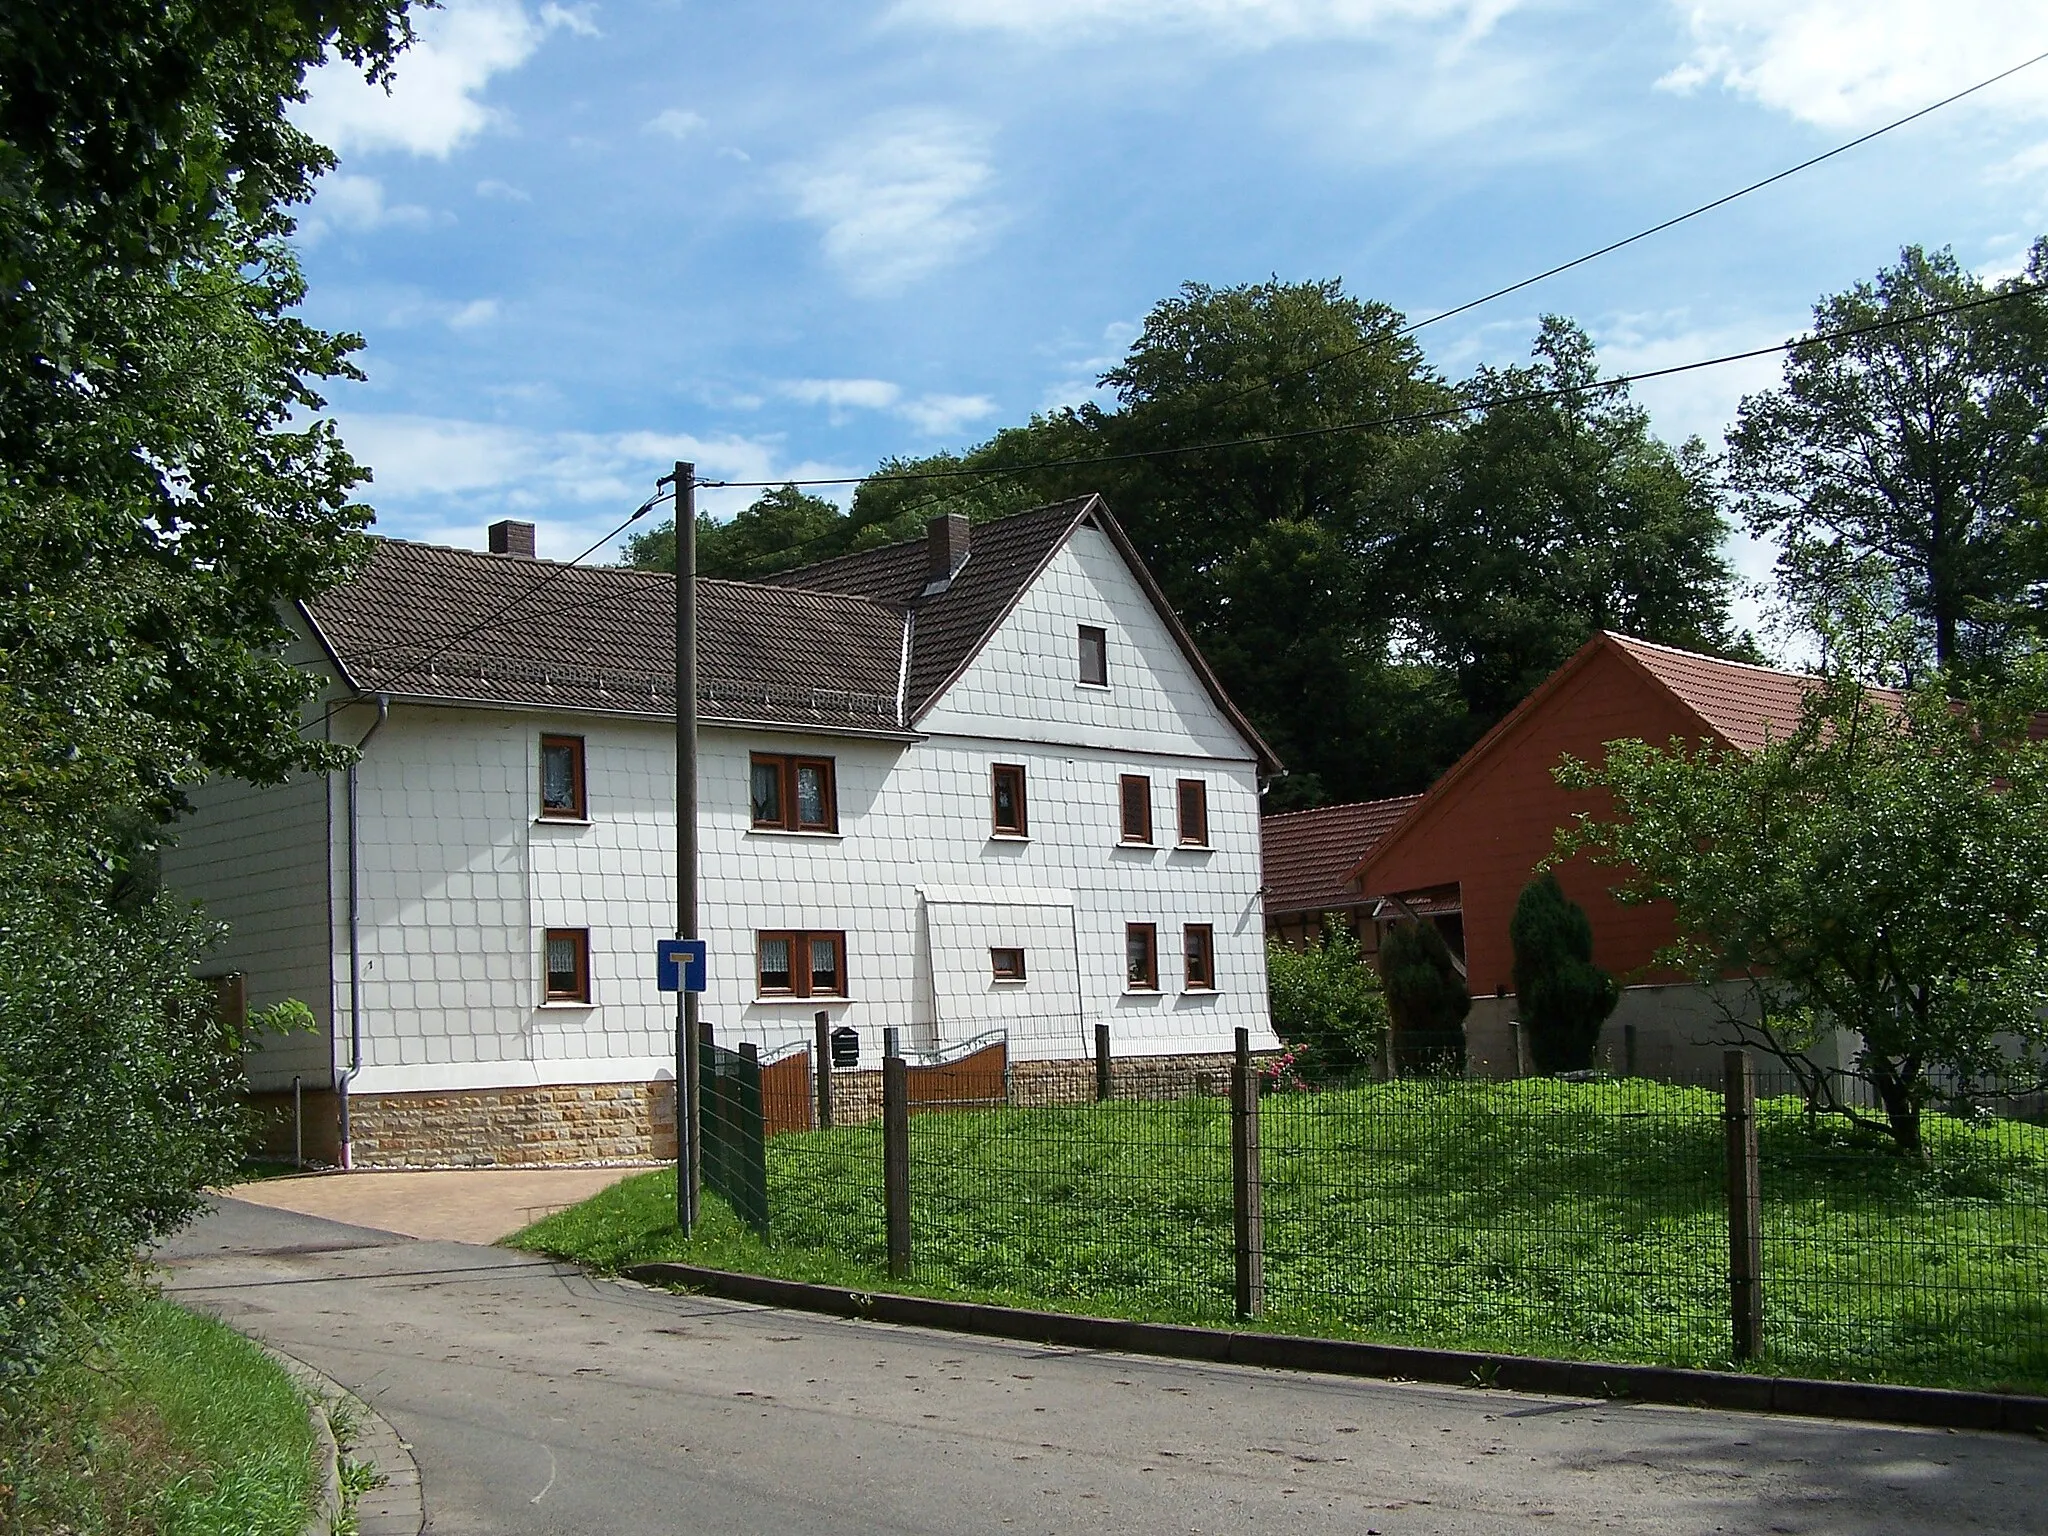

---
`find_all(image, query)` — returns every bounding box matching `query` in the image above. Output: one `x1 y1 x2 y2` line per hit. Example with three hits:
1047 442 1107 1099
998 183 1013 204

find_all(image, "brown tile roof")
1261 795 1422 917
765 496 1282 771
1605 633 1830 752
306 496 1282 767
303 538 912 734
761 498 1095 715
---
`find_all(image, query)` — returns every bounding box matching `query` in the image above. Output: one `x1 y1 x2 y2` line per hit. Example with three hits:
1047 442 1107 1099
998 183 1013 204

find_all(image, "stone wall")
346 1081 676 1168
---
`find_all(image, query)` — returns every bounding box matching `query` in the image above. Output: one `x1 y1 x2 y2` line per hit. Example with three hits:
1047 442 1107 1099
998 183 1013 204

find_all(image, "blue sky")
293 0 2048 637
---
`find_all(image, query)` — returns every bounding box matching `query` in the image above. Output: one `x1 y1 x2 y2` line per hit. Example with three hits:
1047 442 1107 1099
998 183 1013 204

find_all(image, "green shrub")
1509 873 1619 1073
1265 922 1389 1073
1378 920 1469 1076
0 827 249 1394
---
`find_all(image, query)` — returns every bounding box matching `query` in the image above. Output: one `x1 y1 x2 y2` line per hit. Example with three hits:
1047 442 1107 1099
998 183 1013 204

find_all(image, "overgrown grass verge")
510 1079 2048 1396
0 1293 316 1536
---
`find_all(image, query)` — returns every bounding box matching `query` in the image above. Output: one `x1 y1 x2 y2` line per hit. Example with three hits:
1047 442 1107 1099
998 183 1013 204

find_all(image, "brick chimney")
926 513 970 584
488 519 537 558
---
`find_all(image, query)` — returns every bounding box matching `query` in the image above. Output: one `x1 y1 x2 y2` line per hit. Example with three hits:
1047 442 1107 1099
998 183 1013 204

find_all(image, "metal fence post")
814 1011 832 1130
1231 1026 1264 1320
1095 1022 1112 1102
1723 1048 1764 1360
883 1047 911 1281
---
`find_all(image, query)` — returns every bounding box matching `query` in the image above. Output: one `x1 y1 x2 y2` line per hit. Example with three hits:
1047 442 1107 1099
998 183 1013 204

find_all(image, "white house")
162 496 1282 1167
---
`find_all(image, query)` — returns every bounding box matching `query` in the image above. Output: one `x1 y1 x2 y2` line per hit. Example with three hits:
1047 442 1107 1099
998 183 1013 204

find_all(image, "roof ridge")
1262 793 1420 822
767 496 1098 586
1604 631 1814 683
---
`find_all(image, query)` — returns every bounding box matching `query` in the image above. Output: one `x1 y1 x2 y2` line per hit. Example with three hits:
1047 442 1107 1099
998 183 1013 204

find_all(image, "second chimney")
488 519 537 558
926 513 971 583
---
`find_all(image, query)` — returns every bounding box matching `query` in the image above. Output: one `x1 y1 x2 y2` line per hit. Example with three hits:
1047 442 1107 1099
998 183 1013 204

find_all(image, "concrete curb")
623 1262 2048 1437
260 1344 425 1536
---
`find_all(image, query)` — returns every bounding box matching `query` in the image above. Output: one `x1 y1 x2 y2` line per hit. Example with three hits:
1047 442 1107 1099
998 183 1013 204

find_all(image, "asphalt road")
159 1198 2048 1535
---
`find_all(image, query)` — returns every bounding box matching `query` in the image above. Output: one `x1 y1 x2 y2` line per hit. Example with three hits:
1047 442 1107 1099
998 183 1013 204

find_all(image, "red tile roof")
1261 795 1422 917
1604 634 1828 752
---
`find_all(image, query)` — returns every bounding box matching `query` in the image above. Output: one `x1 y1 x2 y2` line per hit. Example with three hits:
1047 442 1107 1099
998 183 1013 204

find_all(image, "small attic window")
1078 625 1108 687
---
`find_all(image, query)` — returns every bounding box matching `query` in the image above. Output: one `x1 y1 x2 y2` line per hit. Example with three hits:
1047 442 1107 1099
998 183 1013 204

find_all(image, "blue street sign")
655 938 708 993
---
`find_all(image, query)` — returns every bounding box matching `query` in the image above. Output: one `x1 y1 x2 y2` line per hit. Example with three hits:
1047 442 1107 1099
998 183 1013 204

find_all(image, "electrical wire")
1195 45 2048 415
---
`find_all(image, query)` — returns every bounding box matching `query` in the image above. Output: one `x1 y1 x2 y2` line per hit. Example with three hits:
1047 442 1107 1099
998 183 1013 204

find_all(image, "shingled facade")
162 497 1282 1167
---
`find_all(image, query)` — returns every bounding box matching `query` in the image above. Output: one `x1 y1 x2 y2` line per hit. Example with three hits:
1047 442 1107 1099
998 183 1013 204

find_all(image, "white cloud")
896 392 997 436
782 378 903 412
298 0 585 159
446 298 501 330
537 2 600 36
889 0 1522 44
778 377 998 437
337 414 862 543
298 173 433 243
782 110 999 296
647 108 708 141
1658 2 2048 130
475 177 532 201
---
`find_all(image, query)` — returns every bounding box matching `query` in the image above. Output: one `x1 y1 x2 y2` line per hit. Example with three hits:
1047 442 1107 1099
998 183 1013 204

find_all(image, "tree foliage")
626 484 848 580
1729 242 2048 676
1377 920 1470 1076
640 280 1744 805
1508 872 1618 1074
1418 316 1751 732
1265 922 1391 1073
1556 666 2048 1153
2 0 418 820
0 0 419 1380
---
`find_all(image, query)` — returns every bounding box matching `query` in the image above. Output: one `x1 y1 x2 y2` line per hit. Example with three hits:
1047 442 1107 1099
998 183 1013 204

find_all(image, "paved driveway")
224 1166 648 1244
159 1199 2048 1535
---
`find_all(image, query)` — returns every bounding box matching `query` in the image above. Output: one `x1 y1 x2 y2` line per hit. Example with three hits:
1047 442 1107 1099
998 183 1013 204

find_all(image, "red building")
1346 633 1828 1076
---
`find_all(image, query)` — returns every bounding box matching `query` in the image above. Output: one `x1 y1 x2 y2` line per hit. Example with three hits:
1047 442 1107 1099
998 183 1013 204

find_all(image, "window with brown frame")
1119 774 1152 844
1078 624 1108 686
543 928 590 1002
1184 923 1215 990
990 947 1027 982
539 735 586 819
1125 923 1158 990
756 930 848 998
991 763 1027 836
1177 779 1209 846
750 754 837 832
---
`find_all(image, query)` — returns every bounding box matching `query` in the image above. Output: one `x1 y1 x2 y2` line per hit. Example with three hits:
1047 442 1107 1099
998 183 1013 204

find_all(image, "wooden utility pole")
673 461 701 1234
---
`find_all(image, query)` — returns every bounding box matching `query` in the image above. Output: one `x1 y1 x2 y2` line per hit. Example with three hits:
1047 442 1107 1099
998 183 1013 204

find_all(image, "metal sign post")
671 461 701 1235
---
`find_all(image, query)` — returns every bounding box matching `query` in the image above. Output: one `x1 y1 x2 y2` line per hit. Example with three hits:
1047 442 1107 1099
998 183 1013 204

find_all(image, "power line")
1200 45 2048 414
695 280 2045 493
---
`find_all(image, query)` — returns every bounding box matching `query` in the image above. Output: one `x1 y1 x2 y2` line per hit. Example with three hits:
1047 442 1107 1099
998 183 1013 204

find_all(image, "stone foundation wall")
346 1081 676 1168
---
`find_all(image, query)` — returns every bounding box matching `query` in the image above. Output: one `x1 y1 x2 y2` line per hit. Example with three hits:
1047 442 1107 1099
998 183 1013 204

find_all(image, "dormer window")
1078 625 1108 687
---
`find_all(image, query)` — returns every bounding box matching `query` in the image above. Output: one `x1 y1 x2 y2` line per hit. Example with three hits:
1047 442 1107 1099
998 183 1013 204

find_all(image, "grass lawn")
0 1294 316 1536
511 1078 2048 1395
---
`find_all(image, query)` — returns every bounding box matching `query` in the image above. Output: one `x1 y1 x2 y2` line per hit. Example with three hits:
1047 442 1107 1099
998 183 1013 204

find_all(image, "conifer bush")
1509 873 1620 1074
1377 919 1469 1076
